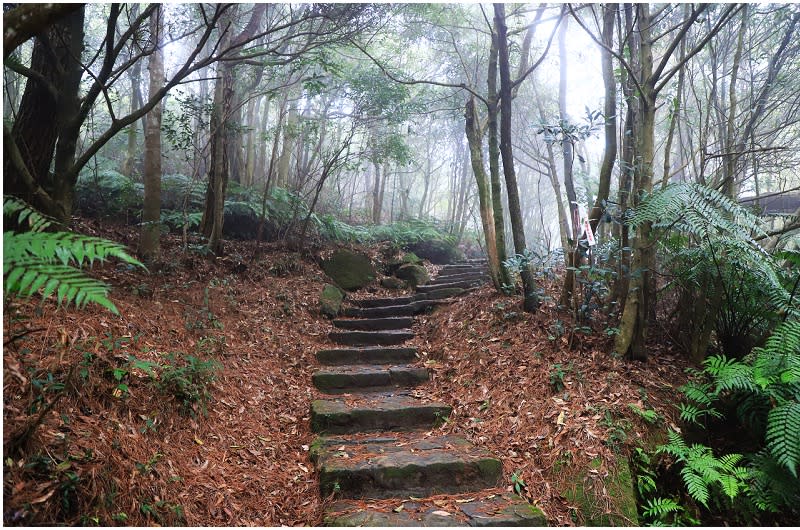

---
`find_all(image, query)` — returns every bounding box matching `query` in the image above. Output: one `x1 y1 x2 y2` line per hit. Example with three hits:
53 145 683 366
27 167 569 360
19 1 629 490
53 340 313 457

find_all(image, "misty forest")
3 2 800 526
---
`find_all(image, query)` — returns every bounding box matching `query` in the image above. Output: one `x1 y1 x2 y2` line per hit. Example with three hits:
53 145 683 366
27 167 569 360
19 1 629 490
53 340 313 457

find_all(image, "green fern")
3 195 144 315
660 429 748 507
766 402 800 478
642 497 683 519
635 183 798 357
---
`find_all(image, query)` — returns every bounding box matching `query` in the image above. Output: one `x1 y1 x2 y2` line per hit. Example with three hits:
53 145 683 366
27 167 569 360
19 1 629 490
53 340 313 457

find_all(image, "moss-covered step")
323 493 547 526
311 434 503 499
332 316 414 331
329 329 415 346
316 346 418 366
355 296 415 308
310 393 451 434
416 280 483 293
437 266 487 275
312 365 429 393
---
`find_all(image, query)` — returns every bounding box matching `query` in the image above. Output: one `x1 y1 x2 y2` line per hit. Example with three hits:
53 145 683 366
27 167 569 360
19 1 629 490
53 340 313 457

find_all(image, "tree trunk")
615 4 655 361
243 95 258 187
465 97 501 288
371 162 382 224
494 4 539 312
487 26 513 288
589 5 617 233
558 16 579 308
200 4 265 255
122 58 144 178
277 97 298 189
139 5 164 262
4 6 85 223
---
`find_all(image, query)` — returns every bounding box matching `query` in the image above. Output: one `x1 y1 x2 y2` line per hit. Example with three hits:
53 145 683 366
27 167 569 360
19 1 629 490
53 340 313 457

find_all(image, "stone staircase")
310 260 547 526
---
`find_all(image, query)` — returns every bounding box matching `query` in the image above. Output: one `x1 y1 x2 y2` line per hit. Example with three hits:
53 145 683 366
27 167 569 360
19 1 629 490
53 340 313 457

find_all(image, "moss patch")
562 457 638 526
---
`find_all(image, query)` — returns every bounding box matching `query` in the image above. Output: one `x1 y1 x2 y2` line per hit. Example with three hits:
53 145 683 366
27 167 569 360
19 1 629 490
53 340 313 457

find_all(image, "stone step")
312 365 429 393
437 268 486 276
311 434 503 499
355 296 415 308
330 330 414 346
413 288 466 301
439 264 480 272
333 317 414 331
343 304 416 318
311 392 451 434
429 272 488 284
316 347 418 366
323 493 546 526
416 280 483 293
342 300 447 319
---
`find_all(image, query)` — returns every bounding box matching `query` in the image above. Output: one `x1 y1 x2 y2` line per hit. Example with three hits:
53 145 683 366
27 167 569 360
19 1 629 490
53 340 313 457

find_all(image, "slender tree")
494 3 539 312
139 4 165 262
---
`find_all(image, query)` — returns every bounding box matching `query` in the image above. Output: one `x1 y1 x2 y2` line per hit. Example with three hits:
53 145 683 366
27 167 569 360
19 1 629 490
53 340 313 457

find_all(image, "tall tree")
139 5 164 262
494 3 539 312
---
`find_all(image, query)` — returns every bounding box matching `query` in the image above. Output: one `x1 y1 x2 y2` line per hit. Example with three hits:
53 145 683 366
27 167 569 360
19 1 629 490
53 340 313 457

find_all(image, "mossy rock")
395 263 429 287
321 250 377 291
401 252 422 264
561 457 638 526
406 239 464 265
381 277 406 289
320 284 345 318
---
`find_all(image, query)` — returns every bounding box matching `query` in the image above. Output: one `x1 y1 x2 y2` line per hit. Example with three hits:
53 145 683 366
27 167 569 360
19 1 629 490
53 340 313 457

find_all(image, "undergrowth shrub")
75 168 142 219
634 183 798 360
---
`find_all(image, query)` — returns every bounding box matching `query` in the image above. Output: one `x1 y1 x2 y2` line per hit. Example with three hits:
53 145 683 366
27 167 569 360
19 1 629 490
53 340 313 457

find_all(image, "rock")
381 277 406 289
320 284 345 319
321 249 376 291
395 263 430 287
406 239 464 265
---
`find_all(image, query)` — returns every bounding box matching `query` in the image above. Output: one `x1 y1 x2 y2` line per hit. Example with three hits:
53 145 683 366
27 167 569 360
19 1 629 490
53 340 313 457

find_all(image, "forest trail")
310 260 547 526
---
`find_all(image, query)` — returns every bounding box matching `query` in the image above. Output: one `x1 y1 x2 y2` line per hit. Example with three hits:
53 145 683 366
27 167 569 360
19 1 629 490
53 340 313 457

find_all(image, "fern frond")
765 402 800 477
3 194 56 232
5 231 143 269
642 497 682 518
705 355 757 393
681 468 710 506
3 197 144 315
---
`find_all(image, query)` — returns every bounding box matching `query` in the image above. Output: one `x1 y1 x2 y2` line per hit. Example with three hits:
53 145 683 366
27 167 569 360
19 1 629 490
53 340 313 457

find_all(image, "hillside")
3 219 690 526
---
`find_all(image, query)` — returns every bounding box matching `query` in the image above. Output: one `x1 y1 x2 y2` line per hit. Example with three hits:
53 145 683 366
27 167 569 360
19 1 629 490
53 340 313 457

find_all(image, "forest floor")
3 218 690 526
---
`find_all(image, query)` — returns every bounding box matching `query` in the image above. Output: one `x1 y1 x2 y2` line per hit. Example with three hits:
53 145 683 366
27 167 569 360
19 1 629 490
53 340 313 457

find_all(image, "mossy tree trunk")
465 97 502 289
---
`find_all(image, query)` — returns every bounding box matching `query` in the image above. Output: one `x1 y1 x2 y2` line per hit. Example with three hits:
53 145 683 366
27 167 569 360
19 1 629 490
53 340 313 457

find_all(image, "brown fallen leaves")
416 283 690 526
